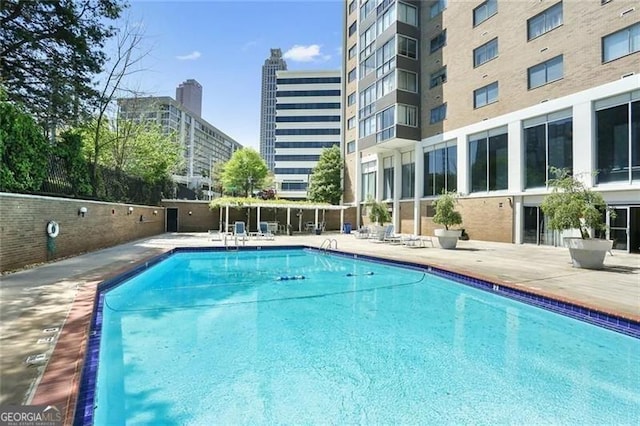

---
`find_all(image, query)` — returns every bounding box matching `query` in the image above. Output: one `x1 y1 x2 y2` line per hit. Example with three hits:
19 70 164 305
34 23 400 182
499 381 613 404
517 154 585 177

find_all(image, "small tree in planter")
540 168 614 269
366 197 391 226
432 191 463 249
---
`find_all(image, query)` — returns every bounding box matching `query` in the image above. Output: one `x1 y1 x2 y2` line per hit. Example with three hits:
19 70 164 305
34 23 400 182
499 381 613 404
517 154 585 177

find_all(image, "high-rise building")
118 96 242 192
260 49 288 171
176 79 203 116
274 70 342 200
342 0 640 252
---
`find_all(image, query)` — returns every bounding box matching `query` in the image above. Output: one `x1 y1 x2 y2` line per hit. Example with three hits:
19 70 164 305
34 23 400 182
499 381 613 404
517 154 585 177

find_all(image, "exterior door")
167 208 178 232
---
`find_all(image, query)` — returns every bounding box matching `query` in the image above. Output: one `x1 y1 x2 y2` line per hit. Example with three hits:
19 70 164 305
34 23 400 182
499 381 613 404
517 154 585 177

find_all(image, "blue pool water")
94 249 640 424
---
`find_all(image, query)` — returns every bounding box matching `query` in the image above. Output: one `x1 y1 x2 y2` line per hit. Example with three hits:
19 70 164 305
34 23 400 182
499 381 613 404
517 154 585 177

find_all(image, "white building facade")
275 70 342 200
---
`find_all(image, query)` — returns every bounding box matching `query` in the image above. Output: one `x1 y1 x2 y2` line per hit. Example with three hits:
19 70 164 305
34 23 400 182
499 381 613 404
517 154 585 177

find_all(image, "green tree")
0 93 50 191
0 0 125 127
55 130 92 196
432 190 463 230
221 148 268 197
366 197 392 225
307 145 343 204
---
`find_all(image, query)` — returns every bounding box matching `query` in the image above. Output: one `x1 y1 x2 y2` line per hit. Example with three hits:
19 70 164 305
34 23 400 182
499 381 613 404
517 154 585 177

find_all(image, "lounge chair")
371 224 394 242
234 221 248 242
257 221 275 240
402 234 434 248
354 226 370 239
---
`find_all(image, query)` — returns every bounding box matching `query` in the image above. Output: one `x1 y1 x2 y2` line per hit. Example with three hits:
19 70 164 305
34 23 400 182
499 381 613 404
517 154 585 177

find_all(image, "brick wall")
161 200 358 234
0 193 165 273
420 196 514 243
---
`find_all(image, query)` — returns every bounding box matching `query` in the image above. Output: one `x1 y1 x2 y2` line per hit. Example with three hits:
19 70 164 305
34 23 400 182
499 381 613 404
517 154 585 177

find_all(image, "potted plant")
432 191 463 249
540 168 614 269
366 197 392 240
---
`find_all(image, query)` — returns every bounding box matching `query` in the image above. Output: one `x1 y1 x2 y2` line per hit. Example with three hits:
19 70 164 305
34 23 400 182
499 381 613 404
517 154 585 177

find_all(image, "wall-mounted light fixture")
78 206 88 217
188 211 193 216
128 206 134 215
153 210 158 216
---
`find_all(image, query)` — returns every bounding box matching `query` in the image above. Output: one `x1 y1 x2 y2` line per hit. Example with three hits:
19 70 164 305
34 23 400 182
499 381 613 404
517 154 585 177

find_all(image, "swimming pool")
81 248 639 424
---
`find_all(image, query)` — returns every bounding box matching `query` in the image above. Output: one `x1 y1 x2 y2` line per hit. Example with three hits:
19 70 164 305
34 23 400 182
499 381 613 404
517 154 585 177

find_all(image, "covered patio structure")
212 201 351 235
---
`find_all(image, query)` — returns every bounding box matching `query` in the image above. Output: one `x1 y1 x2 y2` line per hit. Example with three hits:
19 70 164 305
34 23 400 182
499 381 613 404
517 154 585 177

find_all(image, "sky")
114 0 344 150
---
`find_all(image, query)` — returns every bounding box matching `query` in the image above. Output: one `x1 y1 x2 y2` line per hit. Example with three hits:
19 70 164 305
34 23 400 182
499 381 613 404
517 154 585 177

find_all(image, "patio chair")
371 224 394 242
234 221 248 242
354 226 370 239
258 221 275 240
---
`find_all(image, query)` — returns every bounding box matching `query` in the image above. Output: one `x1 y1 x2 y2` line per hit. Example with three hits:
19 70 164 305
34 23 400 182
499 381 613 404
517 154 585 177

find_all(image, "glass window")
360 54 376 78
377 106 396 142
348 68 357 83
377 3 396 34
398 104 418 127
524 116 573 188
347 92 356 106
469 131 508 192
383 156 394 199
602 23 640 62
474 81 499 108
359 115 376 137
376 71 396 98
401 151 415 198
360 0 374 21
430 30 447 53
430 67 447 88
347 116 356 129
348 22 357 37
473 38 498 67
398 70 417 92
473 0 497 26
430 0 447 18
376 38 396 76
348 44 357 59
398 35 417 59
430 104 447 124
360 24 376 58
346 140 356 153
361 162 377 200
596 100 640 183
398 2 418 26
527 2 563 40
348 0 356 14
359 84 376 118
424 142 457 196
528 55 563 89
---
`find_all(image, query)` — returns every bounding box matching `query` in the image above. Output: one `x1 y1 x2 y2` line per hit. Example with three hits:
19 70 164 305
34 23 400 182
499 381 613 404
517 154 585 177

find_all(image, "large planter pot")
563 238 613 270
434 229 462 249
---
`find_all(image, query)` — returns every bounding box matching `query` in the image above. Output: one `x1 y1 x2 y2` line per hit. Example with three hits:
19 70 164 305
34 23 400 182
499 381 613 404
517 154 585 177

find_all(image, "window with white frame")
430 104 447 124
401 151 415 198
397 104 418 127
430 67 447 88
347 91 356 106
474 81 499 108
383 156 394 199
398 70 417 92
473 38 498 67
361 160 377 201
359 84 376 118
430 30 446 53
376 38 396 77
360 54 376 78
424 141 457 196
528 55 563 89
398 35 417 59
602 23 640 62
524 111 573 188
398 2 418 26
348 0 356 14
377 106 396 142
473 0 497 27
360 0 374 21
359 115 376 137
527 2 563 40
430 0 447 18
347 116 356 129
347 140 356 154
376 71 396 98
360 24 376 58
377 3 396 34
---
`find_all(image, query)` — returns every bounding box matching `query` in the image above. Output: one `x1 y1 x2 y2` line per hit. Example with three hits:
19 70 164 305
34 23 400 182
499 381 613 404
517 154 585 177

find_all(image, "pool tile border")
73 245 639 426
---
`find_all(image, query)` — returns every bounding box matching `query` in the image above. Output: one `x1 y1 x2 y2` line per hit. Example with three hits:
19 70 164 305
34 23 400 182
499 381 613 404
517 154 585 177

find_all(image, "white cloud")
176 51 202 61
283 44 330 62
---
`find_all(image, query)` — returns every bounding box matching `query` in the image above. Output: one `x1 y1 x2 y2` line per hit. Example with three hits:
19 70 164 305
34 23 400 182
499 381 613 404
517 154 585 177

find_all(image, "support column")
314 209 319 229
257 206 261 229
393 151 402 232
225 205 229 232
286 208 291 232
376 153 384 202
414 142 423 235
340 209 344 233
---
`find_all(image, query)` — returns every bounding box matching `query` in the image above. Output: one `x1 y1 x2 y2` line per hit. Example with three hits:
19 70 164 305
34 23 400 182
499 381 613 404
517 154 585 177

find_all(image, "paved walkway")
1 232 638 410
